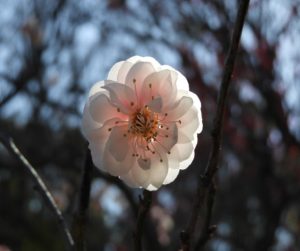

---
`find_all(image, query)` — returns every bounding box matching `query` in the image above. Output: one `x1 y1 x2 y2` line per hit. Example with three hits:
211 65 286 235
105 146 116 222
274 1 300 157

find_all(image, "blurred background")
1 0 300 250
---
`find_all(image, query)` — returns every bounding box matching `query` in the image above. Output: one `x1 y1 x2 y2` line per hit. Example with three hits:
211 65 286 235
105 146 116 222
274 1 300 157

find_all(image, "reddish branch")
0 133 75 250
180 1 250 250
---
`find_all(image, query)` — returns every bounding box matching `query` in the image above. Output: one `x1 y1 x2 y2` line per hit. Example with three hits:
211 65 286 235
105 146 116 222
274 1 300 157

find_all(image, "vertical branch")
194 183 217 250
180 0 250 250
73 148 93 251
133 190 152 251
0 133 75 250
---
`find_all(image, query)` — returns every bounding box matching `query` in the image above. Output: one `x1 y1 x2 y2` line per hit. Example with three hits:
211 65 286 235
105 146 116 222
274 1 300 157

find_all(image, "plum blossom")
82 56 202 191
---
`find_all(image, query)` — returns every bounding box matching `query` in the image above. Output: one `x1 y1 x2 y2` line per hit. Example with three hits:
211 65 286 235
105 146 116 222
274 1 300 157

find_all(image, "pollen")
129 106 159 140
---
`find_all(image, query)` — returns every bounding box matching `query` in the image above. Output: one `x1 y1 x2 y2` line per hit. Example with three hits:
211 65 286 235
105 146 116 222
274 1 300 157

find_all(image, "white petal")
169 142 194 163
167 148 180 170
175 70 190 91
121 170 140 188
146 142 169 189
86 118 121 142
90 142 106 171
138 157 151 170
147 97 162 113
131 162 151 187
106 125 130 161
102 146 134 176
179 150 195 170
125 61 156 99
127 56 160 69
88 119 120 171
148 158 168 188
88 81 106 98
89 94 127 124
156 122 178 151
163 168 180 185
179 106 202 136
146 184 158 191
178 130 193 143
107 61 125 81
127 55 143 63
159 65 189 91
166 96 193 120
116 61 134 83
81 103 102 139
141 70 177 108
102 82 136 114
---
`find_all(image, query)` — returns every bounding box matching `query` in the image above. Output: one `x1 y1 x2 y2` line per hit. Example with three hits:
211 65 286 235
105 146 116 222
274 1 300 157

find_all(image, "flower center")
129 106 158 140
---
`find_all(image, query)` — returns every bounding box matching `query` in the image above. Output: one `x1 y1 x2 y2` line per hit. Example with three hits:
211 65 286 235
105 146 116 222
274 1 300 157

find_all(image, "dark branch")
133 190 152 251
194 183 217 250
0 132 75 250
180 1 250 250
72 148 93 251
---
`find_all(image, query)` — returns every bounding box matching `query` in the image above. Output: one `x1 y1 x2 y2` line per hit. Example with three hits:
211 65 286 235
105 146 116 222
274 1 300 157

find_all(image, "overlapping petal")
82 55 203 191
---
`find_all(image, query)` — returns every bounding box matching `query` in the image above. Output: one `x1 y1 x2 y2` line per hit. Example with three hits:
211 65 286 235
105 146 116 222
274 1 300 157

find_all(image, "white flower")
82 56 203 191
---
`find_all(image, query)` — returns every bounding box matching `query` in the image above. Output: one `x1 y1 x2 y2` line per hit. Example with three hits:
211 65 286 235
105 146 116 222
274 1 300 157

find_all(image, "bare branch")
0 132 75 250
72 148 93 251
180 1 250 250
133 190 152 251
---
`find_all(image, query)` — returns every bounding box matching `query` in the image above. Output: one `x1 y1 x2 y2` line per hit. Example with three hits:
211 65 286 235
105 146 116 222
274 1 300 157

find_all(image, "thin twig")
95 171 163 250
72 148 93 251
133 190 152 251
180 1 250 250
0 132 75 250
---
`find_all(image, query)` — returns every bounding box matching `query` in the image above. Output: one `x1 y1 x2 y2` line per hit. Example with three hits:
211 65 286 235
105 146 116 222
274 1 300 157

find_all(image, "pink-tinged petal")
107 61 125 81
102 82 136 114
86 118 122 142
125 61 156 99
165 96 193 120
156 122 178 151
82 56 203 190
88 119 121 171
106 125 130 162
141 70 177 108
89 94 127 124
163 168 180 185
147 97 162 113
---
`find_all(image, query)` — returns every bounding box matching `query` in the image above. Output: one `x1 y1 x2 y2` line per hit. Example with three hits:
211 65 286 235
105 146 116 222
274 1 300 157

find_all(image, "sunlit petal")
89 94 127 124
82 56 203 190
106 125 130 161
